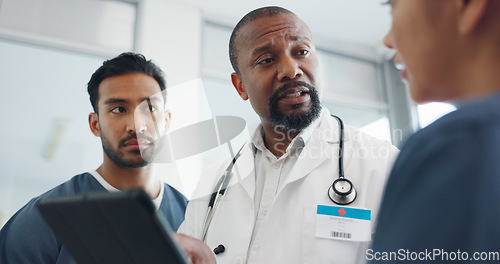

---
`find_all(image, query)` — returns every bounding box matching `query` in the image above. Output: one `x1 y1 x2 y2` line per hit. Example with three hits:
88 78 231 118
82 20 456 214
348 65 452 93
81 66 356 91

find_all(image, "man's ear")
164 109 172 133
458 0 488 35
89 113 100 137
231 72 249 101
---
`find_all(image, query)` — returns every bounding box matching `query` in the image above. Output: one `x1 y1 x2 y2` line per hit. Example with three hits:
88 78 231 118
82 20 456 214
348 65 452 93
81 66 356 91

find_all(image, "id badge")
315 205 371 242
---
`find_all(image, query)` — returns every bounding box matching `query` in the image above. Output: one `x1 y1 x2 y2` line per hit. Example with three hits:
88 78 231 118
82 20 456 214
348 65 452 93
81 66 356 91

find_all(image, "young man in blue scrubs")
0 52 215 264
371 0 500 262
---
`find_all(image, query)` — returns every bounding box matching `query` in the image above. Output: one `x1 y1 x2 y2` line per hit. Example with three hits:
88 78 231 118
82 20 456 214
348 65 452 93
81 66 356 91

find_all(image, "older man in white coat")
179 6 399 264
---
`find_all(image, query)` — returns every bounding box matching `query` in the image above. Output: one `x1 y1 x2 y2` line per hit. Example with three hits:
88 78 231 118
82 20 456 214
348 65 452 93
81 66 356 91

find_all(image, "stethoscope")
327 115 357 206
201 115 356 254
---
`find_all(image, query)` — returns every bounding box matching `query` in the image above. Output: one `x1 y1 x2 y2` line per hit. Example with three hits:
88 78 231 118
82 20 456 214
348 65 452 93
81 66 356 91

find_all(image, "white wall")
0 0 135 57
136 0 202 87
0 39 104 219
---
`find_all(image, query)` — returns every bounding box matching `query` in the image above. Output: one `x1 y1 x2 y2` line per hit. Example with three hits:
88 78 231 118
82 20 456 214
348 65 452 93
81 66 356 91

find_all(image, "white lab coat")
179 109 399 264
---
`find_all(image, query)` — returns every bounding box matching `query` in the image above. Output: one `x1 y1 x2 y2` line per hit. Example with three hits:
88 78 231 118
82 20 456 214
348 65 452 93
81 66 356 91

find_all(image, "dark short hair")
229 6 295 73
87 52 166 113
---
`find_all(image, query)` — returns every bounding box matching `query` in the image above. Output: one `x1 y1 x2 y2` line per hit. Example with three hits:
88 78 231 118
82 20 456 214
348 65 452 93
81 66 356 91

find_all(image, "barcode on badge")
330 231 351 239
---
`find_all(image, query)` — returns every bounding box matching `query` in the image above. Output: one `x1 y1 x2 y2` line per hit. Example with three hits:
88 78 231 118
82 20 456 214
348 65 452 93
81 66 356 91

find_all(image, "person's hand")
173 233 216 264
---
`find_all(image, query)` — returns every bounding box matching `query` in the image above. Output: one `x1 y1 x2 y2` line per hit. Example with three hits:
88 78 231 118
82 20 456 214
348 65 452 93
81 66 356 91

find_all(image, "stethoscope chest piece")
328 178 357 205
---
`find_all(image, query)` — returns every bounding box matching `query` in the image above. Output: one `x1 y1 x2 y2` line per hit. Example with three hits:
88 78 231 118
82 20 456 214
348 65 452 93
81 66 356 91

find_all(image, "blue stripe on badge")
317 205 371 220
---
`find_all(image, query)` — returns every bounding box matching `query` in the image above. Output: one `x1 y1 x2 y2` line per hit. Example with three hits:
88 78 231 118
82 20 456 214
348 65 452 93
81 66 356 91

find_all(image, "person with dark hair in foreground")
370 0 500 263
0 52 215 264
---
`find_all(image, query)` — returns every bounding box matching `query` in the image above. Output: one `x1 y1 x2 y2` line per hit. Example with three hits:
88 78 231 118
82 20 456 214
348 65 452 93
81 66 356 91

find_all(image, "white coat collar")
231 108 346 200
231 140 256 202
249 110 322 157
278 108 344 191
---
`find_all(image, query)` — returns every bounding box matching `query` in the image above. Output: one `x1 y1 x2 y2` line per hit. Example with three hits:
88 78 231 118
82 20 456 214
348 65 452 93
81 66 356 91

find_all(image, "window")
417 102 456 128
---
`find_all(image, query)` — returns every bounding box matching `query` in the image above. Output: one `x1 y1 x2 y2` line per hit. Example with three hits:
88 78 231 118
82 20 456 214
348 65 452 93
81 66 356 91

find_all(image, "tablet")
37 189 189 264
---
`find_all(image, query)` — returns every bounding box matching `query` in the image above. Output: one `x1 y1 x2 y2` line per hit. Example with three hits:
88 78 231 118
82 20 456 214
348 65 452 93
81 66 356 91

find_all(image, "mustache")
119 134 155 146
268 80 322 131
272 81 316 98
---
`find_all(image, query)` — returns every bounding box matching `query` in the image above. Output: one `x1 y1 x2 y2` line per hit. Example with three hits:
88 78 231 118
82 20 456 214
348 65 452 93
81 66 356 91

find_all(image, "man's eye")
297 50 309 56
147 105 157 112
257 57 274 65
111 107 125 113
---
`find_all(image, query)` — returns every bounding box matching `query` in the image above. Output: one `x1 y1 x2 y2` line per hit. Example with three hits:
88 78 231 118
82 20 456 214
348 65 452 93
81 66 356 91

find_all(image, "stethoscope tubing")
201 145 244 242
201 115 355 243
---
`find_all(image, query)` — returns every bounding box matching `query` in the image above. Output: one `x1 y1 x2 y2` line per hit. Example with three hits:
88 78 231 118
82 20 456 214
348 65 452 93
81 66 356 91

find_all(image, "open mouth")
394 62 408 79
395 63 405 71
279 87 310 99
276 86 312 107
283 90 307 98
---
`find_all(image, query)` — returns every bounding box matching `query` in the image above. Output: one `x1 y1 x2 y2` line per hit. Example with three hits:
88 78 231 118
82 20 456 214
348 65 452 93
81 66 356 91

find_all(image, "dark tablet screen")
38 189 189 264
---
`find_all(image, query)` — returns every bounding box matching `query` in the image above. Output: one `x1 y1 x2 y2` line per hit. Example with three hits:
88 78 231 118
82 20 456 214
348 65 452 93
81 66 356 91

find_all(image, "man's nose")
126 112 148 134
277 56 303 81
